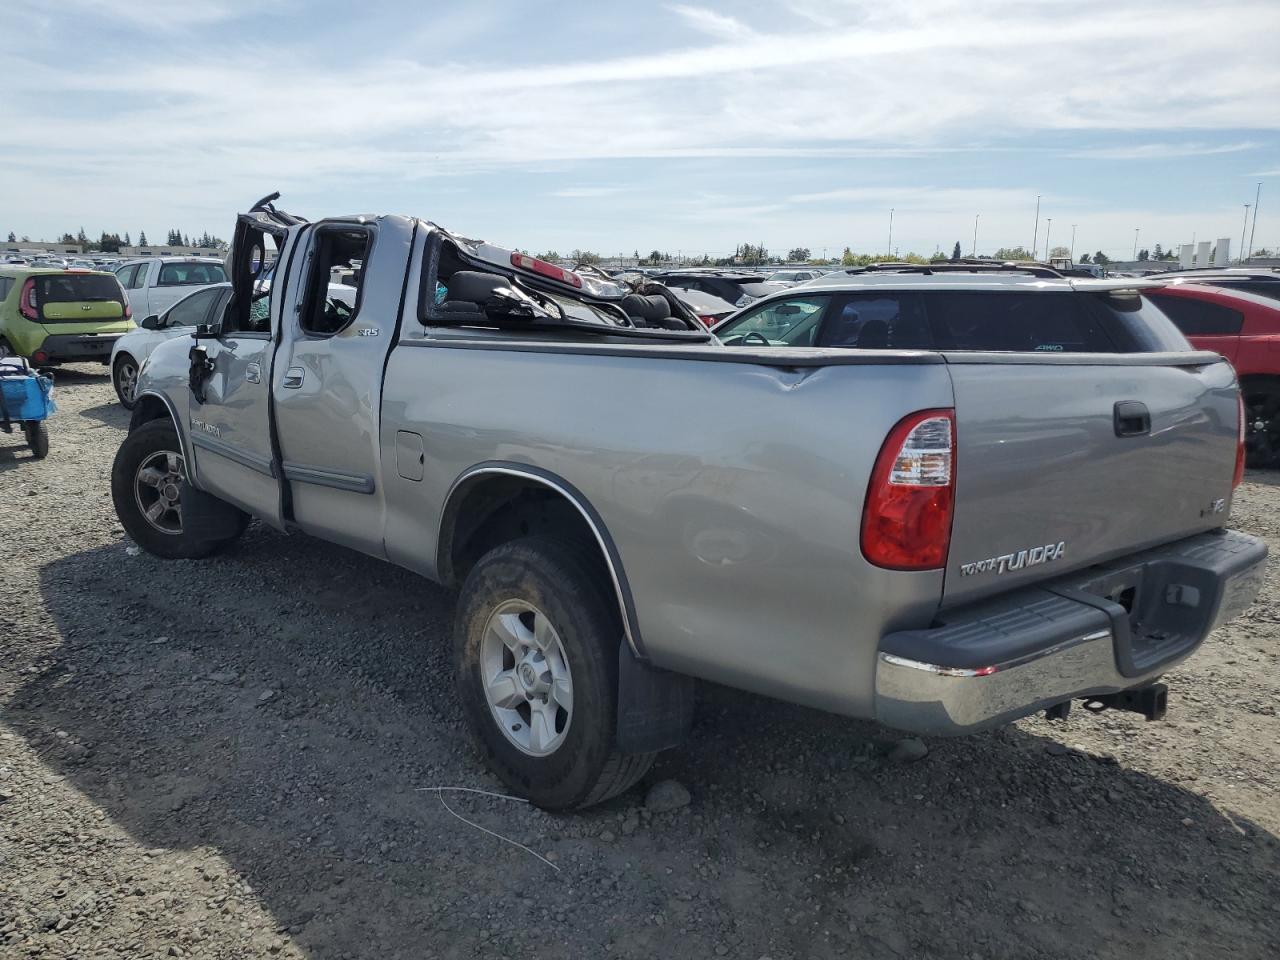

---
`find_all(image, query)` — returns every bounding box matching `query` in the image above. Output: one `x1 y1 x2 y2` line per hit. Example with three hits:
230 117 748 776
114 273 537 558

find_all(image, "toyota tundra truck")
111 195 1267 810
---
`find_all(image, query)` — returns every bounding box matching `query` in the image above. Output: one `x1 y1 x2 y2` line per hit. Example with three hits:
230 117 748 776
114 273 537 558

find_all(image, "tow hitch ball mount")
1045 682 1169 723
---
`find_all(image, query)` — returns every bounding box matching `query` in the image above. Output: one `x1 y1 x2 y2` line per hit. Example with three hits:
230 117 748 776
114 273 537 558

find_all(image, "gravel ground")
1 366 1278 960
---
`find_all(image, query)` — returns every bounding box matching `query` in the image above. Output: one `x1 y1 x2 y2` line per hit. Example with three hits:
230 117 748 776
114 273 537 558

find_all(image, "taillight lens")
510 253 584 289
862 409 956 570
19 278 38 320
1234 392 1246 489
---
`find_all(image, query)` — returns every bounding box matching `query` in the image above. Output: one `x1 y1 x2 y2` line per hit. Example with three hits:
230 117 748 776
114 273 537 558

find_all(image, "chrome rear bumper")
874 528 1267 736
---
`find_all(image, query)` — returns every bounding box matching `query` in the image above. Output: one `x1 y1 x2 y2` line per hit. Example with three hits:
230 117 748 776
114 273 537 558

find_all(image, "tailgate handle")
1114 401 1151 437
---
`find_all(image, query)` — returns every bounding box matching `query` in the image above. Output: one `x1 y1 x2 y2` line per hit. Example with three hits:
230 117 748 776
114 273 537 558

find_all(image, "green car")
0 266 134 364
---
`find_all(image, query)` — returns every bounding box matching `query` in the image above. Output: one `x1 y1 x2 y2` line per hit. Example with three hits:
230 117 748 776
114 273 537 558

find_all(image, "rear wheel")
22 421 48 459
113 353 139 409
455 537 654 810
1243 382 1280 469
111 419 241 559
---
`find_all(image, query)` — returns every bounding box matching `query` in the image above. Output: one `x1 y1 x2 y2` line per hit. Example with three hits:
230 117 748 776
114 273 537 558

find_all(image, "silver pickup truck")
112 195 1267 809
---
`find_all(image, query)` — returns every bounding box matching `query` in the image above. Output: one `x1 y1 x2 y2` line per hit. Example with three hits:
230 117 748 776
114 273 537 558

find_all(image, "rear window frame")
156 261 227 287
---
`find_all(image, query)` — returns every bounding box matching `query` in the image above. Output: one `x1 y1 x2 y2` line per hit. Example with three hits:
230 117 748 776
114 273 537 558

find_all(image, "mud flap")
180 482 246 541
616 640 695 754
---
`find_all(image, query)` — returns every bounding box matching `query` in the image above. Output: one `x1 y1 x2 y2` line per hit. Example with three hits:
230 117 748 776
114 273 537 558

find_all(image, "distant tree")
1049 246 1071 258
1137 248 1149 261
737 242 768 264
786 247 810 262
1080 252 1092 263
6 231 14 243
840 246 856 266
534 250 560 261
1162 248 1177 260
929 250 948 263
138 230 148 246
993 246 1035 260
570 249 601 265
76 227 89 247
951 241 962 261
1152 243 1164 260
183 233 190 247
59 232 76 244
1092 251 1111 266
646 249 662 264
123 232 131 246
20 235 29 242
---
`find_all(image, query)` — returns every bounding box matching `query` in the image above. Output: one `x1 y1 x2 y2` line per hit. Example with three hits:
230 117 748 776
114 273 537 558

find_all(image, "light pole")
1133 228 1140 261
1248 182 1262 262
1044 218 1052 261
972 214 979 257
887 208 894 257
1031 195 1040 258
1240 204 1252 264
1070 224 1077 261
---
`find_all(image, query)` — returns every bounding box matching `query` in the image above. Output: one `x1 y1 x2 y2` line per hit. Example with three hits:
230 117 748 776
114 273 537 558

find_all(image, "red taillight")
861 409 956 570
1234 392 1246 488
19 278 38 320
32 350 49 364
510 253 583 289
124 301 132 320
698 314 718 327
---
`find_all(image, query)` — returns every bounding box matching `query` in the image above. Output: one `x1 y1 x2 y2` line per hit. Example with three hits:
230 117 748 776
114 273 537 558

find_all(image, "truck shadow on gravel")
15 529 1280 960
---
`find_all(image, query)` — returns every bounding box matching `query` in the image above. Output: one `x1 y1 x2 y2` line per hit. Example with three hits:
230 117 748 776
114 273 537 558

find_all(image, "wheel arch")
438 463 645 658
128 391 195 478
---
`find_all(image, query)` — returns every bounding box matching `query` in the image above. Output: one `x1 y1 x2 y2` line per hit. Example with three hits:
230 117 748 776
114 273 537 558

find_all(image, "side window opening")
301 228 369 336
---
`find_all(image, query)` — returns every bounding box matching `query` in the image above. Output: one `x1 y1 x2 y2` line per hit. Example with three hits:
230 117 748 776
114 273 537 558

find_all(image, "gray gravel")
1 365 1278 960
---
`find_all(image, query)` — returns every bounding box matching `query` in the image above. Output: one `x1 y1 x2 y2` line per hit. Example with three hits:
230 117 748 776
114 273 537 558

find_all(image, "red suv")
1146 282 1280 466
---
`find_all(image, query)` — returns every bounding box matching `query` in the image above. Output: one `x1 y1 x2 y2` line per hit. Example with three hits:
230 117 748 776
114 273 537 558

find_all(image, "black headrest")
858 318 889 348
639 294 671 323
621 293 649 321
446 270 511 304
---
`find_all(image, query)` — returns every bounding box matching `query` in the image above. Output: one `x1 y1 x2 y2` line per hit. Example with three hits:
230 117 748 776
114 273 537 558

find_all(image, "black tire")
112 353 139 410
1243 382 1280 469
23 421 48 459
111 419 234 560
455 536 655 810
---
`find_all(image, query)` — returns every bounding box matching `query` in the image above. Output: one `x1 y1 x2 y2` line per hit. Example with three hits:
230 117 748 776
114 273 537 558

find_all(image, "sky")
1 0 1278 260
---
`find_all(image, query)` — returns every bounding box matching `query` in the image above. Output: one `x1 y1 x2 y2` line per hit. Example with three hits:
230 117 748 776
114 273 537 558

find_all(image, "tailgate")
944 352 1239 606
36 273 126 322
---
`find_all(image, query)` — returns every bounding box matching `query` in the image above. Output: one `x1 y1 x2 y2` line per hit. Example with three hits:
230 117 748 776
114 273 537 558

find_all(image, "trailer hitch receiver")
1081 682 1168 722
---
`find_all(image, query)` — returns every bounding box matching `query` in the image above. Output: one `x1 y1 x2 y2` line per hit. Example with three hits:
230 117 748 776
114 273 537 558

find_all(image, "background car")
1155 269 1280 304
671 286 739 327
0 265 132 364
651 269 778 307
766 269 823 286
112 256 227 321
110 282 229 408
1144 281 1280 467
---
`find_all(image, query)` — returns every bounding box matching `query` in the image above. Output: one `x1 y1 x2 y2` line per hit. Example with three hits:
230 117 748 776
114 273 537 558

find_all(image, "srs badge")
959 541 1066 577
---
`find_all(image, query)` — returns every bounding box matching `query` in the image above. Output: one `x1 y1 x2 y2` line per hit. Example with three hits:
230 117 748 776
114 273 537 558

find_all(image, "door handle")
283 366 305 389
1114 400 1151 437
245 362 261 384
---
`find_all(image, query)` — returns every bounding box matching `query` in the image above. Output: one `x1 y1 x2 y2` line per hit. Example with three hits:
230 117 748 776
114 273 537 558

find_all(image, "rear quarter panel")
380 341 954 717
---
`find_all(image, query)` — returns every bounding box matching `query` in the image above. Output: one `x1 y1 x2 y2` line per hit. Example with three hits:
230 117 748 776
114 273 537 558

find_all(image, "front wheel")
113 353 139 409
455 537 654 810
23 421 48 459
111 419 239 559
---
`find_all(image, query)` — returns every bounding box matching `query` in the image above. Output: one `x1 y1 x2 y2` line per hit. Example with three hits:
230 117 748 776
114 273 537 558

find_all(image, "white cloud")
1068 141 1261 160
1 0 1277 250
668 4 755 41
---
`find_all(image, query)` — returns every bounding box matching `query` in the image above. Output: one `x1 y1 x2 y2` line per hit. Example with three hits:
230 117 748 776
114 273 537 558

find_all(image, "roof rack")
846 261 1066 279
